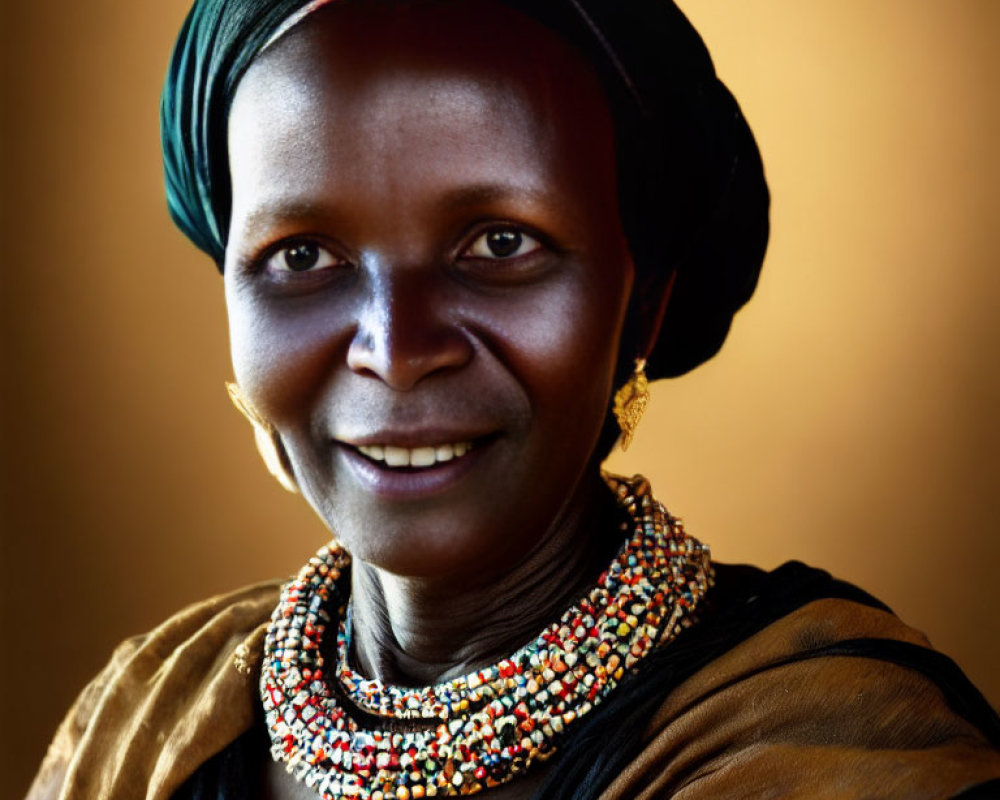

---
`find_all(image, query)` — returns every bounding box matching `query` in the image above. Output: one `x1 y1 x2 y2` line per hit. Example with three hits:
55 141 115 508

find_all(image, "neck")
347 469 623 687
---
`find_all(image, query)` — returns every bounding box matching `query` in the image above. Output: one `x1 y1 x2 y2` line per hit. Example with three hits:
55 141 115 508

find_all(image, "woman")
29 0 1000 798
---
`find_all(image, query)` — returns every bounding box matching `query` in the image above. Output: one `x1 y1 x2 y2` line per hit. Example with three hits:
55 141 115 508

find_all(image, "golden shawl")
28 574 1000 799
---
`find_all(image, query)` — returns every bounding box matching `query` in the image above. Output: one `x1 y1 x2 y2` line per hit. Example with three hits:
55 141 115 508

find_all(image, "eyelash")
264 241 343 274
460 227 544 261
250 223 550 280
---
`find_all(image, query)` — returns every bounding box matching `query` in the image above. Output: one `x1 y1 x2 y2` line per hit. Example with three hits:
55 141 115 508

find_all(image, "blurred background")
2 1 998 794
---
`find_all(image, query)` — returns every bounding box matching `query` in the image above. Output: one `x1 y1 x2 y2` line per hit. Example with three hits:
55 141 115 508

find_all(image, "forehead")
227 0 616 223
236 0 606 116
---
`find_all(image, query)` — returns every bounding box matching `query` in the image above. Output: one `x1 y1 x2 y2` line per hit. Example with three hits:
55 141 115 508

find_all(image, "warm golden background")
3 1 998 794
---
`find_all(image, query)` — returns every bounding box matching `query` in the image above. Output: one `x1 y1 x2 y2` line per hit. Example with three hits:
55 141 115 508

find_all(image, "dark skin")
225 2 670 796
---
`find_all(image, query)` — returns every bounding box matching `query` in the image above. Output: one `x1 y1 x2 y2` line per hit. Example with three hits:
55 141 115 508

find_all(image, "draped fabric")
28 563 1000 799
160 0 769 379
26 583 276 800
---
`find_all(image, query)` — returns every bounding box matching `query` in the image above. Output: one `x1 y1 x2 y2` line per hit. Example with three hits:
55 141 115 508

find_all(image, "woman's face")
224 0 634 582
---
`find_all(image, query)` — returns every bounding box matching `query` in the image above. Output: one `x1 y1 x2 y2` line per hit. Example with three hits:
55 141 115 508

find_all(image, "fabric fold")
28 582 279 800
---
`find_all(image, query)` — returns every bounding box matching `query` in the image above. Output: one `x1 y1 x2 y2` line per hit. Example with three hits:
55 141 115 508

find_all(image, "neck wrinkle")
347 469 623 688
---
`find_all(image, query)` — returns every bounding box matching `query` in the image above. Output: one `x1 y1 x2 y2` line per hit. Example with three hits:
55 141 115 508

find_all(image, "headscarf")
161 0 769 378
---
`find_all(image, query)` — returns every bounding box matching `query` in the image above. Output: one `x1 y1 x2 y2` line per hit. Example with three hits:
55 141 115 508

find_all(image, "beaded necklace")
261 474 712 799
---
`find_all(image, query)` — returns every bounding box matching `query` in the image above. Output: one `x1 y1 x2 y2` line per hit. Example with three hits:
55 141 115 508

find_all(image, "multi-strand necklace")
261 474 713 799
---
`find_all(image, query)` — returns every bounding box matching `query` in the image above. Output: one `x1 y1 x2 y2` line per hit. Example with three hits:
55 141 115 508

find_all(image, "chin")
322 503 517 581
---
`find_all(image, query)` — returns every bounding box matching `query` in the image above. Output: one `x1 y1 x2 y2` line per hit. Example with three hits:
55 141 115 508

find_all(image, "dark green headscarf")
161 0 769 378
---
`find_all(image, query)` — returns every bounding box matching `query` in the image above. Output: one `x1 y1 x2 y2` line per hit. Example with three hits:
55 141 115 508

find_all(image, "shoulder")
546 561 1000 800
632 562 1000 798
27 580 282 800
649 563 1000 796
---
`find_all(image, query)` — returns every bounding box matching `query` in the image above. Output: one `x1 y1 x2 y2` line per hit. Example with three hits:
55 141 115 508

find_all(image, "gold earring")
612 359 649 451
225 382 298 493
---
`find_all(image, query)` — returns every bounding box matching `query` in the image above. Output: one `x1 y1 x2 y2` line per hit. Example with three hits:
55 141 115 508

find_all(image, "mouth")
334 433 496 499
352 440 475 470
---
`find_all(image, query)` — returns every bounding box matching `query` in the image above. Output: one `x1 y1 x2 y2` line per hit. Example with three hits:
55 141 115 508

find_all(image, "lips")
334 433 492 499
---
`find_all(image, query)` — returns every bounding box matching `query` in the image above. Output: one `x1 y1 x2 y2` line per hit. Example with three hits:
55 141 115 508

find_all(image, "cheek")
225 284 267 388
224 277 349 423
484 268 632 430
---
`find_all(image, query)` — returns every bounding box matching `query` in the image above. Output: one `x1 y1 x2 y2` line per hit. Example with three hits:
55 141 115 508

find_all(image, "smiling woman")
24 1 1000 799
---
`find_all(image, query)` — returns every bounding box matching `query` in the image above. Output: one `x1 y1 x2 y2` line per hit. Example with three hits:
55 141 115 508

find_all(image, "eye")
265 241 340 273
464 228 542 260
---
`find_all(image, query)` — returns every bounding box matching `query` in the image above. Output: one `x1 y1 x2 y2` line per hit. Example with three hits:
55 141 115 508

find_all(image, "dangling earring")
225 382 298 493
613 359 649 451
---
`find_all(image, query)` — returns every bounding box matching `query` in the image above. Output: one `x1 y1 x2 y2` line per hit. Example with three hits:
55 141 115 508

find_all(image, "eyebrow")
237 183 552 232
237 200 330 235
435 183 551 211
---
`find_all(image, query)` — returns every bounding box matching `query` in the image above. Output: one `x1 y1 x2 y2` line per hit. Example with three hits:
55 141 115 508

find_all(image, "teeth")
383 446 410 467
357 441 474 467
410 447 436 467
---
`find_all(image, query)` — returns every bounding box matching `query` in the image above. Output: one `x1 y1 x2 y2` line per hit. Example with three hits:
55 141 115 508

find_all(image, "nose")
346 269 473 391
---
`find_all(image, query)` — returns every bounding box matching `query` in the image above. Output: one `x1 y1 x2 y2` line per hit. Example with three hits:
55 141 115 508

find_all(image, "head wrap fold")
161 0 769 378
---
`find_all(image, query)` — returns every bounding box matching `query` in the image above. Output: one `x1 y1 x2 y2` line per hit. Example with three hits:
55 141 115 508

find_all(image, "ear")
253 426 300 494
635 268 677 360
227 381 299 494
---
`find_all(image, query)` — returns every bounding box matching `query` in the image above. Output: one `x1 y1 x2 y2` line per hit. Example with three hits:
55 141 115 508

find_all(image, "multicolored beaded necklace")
261 474 713 799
